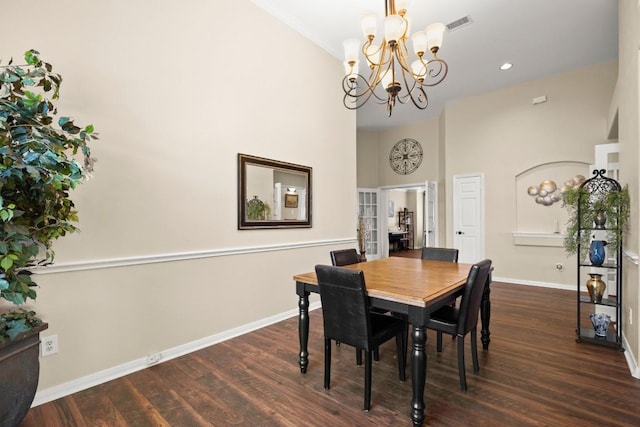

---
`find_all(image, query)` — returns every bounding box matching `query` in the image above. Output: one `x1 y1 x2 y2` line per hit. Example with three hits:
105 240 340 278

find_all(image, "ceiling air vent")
446 15 472 32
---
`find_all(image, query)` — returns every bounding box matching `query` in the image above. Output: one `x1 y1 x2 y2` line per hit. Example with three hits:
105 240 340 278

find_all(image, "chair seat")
370 313 406 349
427 306 459 336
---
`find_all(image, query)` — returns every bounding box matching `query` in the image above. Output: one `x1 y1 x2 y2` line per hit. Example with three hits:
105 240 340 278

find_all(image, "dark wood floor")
21 282 640 426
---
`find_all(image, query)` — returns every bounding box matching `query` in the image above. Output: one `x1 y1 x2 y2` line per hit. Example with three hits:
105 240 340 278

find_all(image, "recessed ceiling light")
499 62 513 71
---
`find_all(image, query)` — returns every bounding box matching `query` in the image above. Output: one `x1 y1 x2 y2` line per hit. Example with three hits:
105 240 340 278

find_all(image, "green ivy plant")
562 184 630 259
0 50 97 343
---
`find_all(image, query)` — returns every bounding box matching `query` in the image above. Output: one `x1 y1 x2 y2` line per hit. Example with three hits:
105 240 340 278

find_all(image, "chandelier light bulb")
381 69 392 89
381 68 399 90
361 12 377 39
411 30 427 56
343 38 361 63
411 60 426 81
344 60 360 82
384 15 405 44
426 23 445 53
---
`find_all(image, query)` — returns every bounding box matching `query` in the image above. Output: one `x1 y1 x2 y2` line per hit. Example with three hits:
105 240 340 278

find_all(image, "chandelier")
341 0 448 116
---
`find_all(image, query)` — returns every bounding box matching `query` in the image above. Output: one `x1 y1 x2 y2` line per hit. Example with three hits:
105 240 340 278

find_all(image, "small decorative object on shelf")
586 274 606 304
588 240 607 266
357 216 368 262
594 210 607 229
589 313 611 337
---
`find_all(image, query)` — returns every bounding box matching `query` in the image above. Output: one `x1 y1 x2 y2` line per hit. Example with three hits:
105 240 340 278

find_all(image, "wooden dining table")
293 257 492 426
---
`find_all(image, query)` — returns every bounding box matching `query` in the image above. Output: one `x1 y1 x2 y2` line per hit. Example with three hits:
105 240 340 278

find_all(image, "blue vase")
589 313 611 337
589 240 607 266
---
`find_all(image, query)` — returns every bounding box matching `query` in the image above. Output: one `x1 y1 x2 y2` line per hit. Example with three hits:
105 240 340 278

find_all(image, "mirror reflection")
238 154 312 229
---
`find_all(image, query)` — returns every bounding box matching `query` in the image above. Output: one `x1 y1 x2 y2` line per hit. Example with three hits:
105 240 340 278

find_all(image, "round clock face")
389 138 423 175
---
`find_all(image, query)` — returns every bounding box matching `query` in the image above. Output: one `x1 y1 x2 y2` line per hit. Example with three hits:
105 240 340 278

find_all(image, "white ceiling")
251 0 618 130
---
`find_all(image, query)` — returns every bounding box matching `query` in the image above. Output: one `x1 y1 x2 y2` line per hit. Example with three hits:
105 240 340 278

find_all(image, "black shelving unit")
575 170 624 351
398 209 414 250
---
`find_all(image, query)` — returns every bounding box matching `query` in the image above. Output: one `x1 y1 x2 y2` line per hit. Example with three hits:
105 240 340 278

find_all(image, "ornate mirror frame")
237 153 312 229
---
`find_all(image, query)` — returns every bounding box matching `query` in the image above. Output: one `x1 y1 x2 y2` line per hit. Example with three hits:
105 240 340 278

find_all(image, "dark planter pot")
0 323 47 427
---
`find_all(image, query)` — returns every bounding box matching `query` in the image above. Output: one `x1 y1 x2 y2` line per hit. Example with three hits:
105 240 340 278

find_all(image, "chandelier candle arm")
341 0 448 116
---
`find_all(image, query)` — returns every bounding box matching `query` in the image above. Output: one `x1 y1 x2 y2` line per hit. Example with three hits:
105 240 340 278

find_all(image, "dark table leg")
297 285 310 373
410 325 427 426
480 273 491 350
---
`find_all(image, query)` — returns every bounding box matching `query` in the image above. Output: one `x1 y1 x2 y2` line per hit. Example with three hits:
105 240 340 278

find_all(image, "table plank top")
294 257 472 307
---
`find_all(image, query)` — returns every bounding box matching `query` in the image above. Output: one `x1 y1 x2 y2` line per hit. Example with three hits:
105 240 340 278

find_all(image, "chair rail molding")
623 249 639 265
512 232 565 247
33 238 356 275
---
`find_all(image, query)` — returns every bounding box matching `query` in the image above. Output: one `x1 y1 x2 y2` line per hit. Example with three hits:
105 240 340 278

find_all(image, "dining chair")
315 264 406 411
329 248 380 362
426 259 492 391
329 248 360 266
422 247 460 309
421 247 459 262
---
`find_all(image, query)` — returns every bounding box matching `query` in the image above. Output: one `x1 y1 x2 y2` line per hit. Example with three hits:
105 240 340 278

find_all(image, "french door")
357 189 379 259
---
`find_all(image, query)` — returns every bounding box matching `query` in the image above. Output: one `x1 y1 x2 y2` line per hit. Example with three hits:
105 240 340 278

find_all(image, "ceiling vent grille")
446 15 472 31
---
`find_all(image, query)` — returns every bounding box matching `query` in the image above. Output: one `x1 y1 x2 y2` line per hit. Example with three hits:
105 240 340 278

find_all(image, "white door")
357 189 380 259
453 174 484 263
424 181 437 247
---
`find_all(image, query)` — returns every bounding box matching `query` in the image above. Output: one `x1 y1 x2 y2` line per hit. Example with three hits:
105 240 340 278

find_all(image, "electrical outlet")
41 335 59 357
629 307 633 325
146 353 162 365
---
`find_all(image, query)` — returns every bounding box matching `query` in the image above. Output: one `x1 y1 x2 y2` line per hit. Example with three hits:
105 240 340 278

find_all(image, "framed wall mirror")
238 153 312 229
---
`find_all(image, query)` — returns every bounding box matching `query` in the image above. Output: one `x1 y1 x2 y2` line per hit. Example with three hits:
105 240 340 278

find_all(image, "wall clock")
389 138 423 175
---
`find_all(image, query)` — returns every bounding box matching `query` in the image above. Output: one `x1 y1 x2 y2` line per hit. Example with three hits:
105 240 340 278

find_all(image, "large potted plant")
0 50 97 426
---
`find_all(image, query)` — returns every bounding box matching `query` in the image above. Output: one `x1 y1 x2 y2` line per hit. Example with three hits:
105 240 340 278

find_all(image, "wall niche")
513 161 589 246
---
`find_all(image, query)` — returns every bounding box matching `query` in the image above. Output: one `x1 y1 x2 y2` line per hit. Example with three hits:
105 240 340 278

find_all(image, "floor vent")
446 15 472 31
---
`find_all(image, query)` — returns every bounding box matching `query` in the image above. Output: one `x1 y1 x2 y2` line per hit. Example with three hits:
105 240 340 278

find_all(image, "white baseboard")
32 301 322 407
492 276 573 291
622 334 640 379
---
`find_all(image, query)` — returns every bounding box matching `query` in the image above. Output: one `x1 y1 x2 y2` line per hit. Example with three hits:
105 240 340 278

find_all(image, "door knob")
457 231 465 235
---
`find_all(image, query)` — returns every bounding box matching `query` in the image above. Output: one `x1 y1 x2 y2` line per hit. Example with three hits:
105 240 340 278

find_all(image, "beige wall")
357 118 441 188
376 118 441 186
444 60 617 285
2 0 356 392
356 130 379 188
617 0 640 370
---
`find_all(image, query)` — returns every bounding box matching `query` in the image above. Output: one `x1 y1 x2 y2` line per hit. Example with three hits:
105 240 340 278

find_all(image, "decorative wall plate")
389 138 423 175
